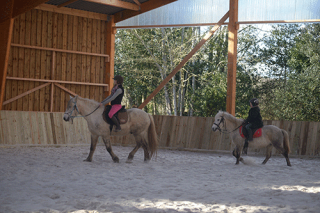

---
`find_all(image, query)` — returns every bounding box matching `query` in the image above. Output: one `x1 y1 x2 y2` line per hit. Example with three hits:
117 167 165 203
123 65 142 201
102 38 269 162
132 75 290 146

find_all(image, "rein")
64 100 100 119
213 115 242 134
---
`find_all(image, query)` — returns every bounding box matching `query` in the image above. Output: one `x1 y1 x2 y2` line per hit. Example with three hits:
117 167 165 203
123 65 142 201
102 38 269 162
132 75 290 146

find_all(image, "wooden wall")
4 9 107 112
1 111 320 156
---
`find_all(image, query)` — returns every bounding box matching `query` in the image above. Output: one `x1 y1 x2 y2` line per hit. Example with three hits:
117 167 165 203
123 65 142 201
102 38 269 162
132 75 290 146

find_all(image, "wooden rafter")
114 0 177 23
85 0 140 11
132 0 141 6
58 0 79 8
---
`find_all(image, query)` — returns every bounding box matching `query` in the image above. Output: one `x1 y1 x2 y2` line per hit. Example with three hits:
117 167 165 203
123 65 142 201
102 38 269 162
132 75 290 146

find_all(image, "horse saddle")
239 126 262 139
102 105 128 126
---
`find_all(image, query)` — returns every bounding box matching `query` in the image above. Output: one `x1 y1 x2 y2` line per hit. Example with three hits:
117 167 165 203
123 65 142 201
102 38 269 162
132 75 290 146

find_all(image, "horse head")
63 96 79 122
212 111 225 132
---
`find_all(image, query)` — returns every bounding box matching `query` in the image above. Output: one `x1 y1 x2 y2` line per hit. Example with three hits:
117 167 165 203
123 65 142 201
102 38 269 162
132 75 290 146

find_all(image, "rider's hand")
99 103 103 107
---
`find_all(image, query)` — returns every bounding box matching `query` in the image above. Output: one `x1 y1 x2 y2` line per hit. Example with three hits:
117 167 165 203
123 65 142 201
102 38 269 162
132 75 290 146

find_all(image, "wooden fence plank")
86 18 92 99
60 14 68 111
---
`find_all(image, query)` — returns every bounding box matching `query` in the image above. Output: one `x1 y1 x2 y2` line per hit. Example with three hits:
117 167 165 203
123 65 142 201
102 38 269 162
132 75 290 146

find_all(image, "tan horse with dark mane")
63 96 157 163
212 111 291 166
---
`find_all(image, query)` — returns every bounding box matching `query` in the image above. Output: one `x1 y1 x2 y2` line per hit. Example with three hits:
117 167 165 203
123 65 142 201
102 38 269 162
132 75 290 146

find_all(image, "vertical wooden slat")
81 17 87 98
52 12 58 110
95 19 101 101
46 11 53 112
17 13 26 111
76 17 83 96
100 20 106 99
23 11 31 111
85 18 92 99
40 11 48 112
11 18 20 110
71 16 78 96
66 15 73 102
55 13 63 111
29 9 37 111
90 19 97 100
34 9 42 111
60 14 68 111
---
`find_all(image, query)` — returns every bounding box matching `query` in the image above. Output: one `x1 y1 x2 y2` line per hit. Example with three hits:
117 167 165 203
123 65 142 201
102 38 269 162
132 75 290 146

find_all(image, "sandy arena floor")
0 145 320 213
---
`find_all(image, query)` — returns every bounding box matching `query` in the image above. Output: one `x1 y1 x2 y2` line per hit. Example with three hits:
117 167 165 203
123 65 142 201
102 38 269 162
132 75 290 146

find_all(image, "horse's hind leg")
102 137 119 163
273 141 291 166
130 132 150 162
85 135 99 162
232 146 244 165
262 144 273 165
126 143 141 163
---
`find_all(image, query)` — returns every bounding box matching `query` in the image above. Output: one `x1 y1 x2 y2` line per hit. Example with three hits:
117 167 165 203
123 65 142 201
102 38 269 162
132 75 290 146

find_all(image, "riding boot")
247 128 253 141
242 139 248 155
111 115 121 132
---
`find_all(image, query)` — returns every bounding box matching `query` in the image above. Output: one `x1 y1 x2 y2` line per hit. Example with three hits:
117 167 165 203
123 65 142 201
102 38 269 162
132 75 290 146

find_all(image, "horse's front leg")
232 146 244 165
85 134 99 162
102 137 119 163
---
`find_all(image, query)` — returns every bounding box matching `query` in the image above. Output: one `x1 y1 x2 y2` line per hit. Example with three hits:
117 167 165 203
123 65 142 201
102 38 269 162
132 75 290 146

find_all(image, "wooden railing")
0 111 319 156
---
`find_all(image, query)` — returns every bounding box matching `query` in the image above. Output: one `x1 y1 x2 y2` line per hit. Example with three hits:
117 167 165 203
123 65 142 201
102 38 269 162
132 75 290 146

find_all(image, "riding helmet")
249 98 259 106
113 75 123 85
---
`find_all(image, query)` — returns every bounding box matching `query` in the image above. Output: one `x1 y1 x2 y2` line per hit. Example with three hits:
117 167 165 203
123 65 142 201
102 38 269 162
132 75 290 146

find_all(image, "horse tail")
147 114 158 158
281 129 291 154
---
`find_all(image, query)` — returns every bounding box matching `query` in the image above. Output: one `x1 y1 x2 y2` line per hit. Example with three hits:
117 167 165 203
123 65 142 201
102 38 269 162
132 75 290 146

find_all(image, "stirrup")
114 127 121 132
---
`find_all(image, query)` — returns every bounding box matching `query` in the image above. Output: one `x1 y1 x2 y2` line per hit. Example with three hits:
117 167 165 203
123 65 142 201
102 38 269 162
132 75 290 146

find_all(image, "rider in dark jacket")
242 98 263 154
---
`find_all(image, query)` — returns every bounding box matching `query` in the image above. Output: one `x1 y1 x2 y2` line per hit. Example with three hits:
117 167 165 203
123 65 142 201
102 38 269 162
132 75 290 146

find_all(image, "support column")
0 0 14 110
105 15 116 98
226 0 238 115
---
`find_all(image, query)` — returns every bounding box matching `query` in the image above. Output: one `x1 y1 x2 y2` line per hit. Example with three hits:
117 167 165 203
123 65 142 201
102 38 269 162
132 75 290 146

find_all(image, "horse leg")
102 137 119 163
232 146 243 165
272 141 292 166
262 144 273 165
126 143 141 163
84 135 99 162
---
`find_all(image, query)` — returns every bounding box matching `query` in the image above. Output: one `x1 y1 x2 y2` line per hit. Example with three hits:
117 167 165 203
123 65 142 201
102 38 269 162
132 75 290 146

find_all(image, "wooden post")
0 0 14 110
226 0 238 115
138 11 229 109
105 15 116 98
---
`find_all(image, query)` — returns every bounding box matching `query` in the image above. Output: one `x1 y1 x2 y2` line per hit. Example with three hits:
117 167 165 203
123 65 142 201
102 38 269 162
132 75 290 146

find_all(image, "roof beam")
84 0 140 11
114 0 177 23
132 0 141 6
58 0 79 8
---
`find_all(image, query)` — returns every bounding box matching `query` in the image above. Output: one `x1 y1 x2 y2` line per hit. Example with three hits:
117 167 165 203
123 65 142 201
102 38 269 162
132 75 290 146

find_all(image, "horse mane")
218 110 244 125
78 96 99 108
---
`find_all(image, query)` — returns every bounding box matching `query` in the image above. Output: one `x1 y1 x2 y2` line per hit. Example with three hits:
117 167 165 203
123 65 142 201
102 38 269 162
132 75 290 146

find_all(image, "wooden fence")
1 111 319 156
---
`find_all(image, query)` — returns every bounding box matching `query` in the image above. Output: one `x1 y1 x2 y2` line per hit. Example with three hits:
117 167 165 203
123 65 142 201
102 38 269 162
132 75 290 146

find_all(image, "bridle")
64 99 100 119
213 115 242 134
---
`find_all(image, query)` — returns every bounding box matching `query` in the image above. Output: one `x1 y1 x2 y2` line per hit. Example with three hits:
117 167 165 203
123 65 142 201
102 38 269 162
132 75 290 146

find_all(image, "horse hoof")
84 158 92 162
113 157 119 163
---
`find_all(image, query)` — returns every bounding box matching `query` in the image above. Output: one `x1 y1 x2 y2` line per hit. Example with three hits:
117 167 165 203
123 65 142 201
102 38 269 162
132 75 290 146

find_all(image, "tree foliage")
115 23 320 121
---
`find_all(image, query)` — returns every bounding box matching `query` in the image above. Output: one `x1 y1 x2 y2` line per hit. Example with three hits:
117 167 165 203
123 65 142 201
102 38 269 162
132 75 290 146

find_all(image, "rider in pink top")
100 75 124 132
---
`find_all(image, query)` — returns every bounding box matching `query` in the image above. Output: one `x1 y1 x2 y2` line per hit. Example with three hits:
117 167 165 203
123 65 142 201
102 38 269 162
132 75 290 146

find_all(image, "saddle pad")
239 126 262 138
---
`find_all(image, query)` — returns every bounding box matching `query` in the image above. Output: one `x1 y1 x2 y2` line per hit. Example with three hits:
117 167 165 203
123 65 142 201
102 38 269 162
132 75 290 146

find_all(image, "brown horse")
212 111 291 166
63 96 158 163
